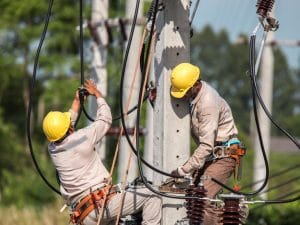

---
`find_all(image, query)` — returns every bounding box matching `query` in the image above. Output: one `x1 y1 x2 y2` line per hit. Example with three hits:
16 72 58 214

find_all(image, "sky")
191 0 300 69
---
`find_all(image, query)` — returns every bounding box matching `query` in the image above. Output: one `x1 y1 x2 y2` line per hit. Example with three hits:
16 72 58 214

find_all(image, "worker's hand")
84 79 102 98
170 167 191 185
171 168 181 177
171 167 190 177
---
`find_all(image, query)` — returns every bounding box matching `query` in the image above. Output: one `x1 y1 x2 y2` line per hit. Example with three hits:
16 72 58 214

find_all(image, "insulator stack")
185 185 194 220
256 0 275 18
185 185 207 225
219 194 245 225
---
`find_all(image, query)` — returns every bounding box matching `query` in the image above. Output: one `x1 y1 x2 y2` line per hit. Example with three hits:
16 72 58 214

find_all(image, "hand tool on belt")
70 185 120 225
212 138 247 191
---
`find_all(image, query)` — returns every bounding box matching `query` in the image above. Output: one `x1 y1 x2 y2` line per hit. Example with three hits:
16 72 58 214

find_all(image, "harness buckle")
69 185 117 225
212 146 230 159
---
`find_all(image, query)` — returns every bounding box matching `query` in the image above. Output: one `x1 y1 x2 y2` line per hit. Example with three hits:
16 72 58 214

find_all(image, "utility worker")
170 63 246 225
42 79 161 225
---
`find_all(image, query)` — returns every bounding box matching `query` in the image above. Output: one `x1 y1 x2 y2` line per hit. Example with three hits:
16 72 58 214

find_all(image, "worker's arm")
69 91 81 126
83 79 112 145
181 106 219 174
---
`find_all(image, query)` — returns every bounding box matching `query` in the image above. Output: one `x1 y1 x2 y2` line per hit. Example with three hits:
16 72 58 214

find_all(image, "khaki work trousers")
83 187 162 225
201 157 236 225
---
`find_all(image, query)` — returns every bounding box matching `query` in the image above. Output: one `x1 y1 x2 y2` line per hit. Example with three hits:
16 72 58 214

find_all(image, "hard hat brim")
63 112 71 121
170 86 189 99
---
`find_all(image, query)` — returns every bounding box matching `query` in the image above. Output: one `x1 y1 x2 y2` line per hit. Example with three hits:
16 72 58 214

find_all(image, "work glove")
168 167 191 187
171 166 190 177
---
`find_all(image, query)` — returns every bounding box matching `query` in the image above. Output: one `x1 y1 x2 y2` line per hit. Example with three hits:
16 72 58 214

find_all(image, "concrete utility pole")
89 0 109 160
118 0 144 183
153 0 191 224
144 76 154 181
253 9 275 199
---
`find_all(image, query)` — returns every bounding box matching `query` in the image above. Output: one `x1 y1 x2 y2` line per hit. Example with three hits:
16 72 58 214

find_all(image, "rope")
114 29 149 225
95 29 147 225
95 134 121 225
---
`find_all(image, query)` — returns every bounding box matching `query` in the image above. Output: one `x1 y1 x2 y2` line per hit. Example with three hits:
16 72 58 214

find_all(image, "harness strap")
70 185 118 225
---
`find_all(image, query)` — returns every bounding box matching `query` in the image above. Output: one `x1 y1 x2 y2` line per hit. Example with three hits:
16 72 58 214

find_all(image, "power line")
243 163 300 189
257 175 300 196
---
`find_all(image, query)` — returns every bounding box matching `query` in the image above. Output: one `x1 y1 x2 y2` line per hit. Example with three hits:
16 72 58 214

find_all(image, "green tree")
0 0 91 206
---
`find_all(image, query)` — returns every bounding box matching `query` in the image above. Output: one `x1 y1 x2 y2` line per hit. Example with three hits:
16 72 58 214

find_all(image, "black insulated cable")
243 163 300 189
79 0 84 85
75 0 103 128
119 0 183 179
190 0 201 26
74 0 85 128
250 63 300 149
135 0 201 199
27 0 60 195
257 175 300 196
213 32 299 201
211 34 270 197
134 0 212 201
83 93 150 122
253 190 300 209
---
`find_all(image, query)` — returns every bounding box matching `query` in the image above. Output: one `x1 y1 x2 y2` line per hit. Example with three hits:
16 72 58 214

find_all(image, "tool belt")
212 138 246 191
212 144 246 160
70 185 118 225
212 138 246 160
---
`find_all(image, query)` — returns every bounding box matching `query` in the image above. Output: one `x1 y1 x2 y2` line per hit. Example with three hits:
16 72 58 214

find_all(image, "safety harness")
212 138 246 191
69 185 119 225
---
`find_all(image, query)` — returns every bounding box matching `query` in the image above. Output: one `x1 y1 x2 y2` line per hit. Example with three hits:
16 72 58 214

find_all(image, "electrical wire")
26 0 60 195
211 28 300 201
252 3 300 149
243 163 300 189
251 189 300 211
190 0 201 26
275 189 300 201
135 41 204 200
74 0 86 128
258 175 300 196
252 63 300 149
131 0 217 202
82 93 149 122
217 3 300 204
210 30 270 197
120 0 269 199
119 0 183 179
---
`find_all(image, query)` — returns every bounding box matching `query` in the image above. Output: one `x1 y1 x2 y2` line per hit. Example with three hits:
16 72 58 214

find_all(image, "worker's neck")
190 81 202 101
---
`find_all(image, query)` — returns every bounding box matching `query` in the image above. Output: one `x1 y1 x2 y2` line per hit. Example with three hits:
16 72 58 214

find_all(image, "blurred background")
0 0 299 224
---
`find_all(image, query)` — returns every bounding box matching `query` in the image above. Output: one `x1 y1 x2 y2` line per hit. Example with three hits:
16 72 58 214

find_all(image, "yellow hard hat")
170 63 200 98
42 111 71 142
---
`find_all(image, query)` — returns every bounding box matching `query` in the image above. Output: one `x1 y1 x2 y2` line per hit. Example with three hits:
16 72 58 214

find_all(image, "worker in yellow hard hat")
170 62 200 99
43 79 162 225
43 111 72 142
170 63 248 225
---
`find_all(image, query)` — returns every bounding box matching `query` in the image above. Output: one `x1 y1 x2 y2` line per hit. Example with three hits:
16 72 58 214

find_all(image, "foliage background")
0 1 299 224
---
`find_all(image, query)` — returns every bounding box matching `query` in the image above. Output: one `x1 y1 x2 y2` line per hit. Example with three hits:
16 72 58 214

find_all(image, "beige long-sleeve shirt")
182 81 238 173
48 97 112 205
